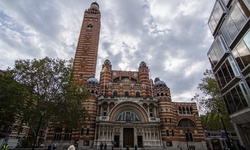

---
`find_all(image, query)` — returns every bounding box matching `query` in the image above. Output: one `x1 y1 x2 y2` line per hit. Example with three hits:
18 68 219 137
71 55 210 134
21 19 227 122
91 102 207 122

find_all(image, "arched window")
124 91 129 97
178 119 196 127
135 92 140 97
103 102 108 116
87 24 93 29
113 91 118 97
117 111 140 121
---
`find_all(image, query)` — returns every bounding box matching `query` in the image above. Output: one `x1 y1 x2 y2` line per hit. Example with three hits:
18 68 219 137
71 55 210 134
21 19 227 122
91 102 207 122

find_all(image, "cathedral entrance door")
123 128 134 148
137 136 143 147
114 135 119 147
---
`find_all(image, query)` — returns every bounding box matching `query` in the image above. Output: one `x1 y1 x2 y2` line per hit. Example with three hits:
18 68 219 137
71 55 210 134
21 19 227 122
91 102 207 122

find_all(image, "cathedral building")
45 2 207 150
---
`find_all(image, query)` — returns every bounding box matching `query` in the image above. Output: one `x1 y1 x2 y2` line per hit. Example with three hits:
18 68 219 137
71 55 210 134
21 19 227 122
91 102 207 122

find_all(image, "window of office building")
232 30 250 71
208 35 229 67
223 83 249 114
208 1 226 34
215 58 237 88
221 3 247 45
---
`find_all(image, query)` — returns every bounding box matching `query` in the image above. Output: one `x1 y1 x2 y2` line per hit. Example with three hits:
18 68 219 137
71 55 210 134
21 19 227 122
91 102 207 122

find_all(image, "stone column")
149 127 152 141
100 105 103 116
147 106 150 115
134 127 137 146
106 125 108 141
107 104 110 115
120 127 123 148
154 107 157 117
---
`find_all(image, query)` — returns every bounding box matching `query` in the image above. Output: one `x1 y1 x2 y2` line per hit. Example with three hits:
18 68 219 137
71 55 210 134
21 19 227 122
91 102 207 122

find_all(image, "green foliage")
194 69 234 131
0 70 28 124
1 57 89 136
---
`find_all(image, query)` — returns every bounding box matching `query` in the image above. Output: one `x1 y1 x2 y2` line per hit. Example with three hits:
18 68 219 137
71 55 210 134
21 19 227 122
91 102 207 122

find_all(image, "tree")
1 57 89 145
0 70 28 127
193 69 233 131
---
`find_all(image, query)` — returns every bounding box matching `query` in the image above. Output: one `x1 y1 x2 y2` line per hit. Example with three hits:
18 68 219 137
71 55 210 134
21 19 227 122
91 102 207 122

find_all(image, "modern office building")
207 0 250 149
45 2 207 150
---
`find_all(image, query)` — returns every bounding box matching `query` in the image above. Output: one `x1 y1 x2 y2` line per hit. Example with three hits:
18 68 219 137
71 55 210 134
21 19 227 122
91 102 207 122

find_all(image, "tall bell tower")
73 2 101 83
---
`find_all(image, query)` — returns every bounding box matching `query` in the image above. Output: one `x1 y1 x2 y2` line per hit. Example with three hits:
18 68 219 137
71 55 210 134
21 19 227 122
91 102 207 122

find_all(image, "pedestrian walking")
134 144 138 150
99 143 103 150
53 143 57 150
48 145 51 150
68 145 75 150
104 143 107 150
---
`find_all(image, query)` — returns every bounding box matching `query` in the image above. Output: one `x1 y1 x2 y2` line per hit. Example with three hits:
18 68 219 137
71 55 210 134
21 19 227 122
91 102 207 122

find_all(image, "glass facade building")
207 0 250 149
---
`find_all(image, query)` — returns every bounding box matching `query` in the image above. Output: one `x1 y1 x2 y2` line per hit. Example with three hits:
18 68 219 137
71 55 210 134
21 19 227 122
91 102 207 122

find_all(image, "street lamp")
32 109 45 150
185 130 190 150
217 109 232 149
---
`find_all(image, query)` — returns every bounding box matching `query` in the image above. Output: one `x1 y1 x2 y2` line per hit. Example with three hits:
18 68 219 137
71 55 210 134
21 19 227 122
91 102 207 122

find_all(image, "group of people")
99 142 107 150
47 143 57 150
99 142 116 150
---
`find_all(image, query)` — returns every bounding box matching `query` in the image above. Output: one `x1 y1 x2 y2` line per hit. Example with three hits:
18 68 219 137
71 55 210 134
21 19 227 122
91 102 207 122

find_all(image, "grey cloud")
0 0 215 102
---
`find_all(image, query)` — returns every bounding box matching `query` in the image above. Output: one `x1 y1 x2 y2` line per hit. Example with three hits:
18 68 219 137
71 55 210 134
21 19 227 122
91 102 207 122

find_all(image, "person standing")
99 143 103 150
52 143 57 150
48 145 51 150
104 143 107 150
134 144 138 150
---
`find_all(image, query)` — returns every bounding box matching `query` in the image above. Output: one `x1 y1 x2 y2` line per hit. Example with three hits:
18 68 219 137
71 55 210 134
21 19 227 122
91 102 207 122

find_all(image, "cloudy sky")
0 0 215 102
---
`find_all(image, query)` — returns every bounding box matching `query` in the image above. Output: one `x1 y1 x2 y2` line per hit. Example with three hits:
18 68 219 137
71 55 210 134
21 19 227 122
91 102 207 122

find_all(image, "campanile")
73 2 101 83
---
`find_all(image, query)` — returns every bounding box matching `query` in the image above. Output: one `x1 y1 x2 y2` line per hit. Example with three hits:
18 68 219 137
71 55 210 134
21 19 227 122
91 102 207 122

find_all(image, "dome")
154 77 160 82
91 2 99 9
139 61 147 67
154 80 167 87
86 77 99 85
104 59 111 65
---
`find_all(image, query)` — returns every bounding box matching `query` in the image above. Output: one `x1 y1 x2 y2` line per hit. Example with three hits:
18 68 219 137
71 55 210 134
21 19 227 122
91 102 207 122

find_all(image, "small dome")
154 79 167 87
104 59 111 65
91 2 99 9
86 77 99 85
154 77 160 82
140 61 147 67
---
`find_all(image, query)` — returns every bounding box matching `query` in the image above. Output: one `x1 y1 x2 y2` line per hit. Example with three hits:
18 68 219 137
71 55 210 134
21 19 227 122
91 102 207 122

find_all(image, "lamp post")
186 130 190 150
32 109 45 150
217 109 232 149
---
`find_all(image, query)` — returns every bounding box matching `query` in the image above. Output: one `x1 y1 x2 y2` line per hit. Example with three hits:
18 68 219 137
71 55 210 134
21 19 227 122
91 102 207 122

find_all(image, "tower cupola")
91 2 99 9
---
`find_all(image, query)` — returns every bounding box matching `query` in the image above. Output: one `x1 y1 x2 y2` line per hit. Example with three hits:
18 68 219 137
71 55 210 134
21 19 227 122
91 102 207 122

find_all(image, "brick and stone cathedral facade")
45 2 207 150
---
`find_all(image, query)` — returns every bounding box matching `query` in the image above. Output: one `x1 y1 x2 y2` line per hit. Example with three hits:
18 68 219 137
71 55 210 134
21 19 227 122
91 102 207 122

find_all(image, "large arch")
177 118 196 127
109 101 149 122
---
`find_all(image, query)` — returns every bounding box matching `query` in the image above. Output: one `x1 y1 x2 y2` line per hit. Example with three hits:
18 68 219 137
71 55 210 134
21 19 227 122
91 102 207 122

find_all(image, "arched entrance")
109 102 148 148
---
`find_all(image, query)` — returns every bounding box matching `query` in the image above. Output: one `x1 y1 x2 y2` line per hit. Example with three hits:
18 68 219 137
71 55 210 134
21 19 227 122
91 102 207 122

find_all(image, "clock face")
113 72 117 76
134 73 137 77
